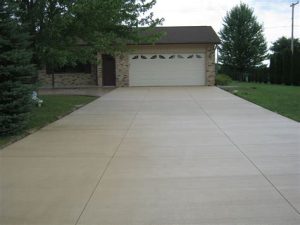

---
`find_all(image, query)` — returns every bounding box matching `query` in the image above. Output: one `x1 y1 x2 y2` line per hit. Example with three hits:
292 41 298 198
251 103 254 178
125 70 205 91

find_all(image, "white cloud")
152 0 300 48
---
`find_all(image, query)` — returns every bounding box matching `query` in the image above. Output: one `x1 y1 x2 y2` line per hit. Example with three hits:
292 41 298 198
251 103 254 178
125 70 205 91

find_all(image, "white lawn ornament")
32 91 43 107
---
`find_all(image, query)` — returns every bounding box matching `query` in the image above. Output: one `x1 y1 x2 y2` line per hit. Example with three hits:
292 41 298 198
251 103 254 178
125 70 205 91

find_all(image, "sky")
151 0 300 49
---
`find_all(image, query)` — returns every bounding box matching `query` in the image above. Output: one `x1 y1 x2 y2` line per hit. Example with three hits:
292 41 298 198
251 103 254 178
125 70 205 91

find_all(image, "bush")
216 74 233 86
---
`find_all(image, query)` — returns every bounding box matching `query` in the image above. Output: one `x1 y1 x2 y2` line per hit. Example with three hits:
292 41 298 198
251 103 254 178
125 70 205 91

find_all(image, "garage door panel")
129 53 205 86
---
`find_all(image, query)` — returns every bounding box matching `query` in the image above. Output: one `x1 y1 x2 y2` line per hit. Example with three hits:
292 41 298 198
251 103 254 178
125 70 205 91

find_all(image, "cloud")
152 0 300 48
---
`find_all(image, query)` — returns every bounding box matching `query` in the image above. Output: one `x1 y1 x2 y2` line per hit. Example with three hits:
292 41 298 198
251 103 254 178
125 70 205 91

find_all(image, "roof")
136 26 220 45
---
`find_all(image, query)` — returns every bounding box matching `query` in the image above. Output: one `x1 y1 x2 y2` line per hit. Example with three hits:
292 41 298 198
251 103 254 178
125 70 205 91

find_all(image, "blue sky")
152 0 300 48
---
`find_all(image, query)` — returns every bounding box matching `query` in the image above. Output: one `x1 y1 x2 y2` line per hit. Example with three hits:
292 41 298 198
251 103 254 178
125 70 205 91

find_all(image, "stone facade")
96 53 103 86
38 71 97 88
205 45 216 86
115 54 129 87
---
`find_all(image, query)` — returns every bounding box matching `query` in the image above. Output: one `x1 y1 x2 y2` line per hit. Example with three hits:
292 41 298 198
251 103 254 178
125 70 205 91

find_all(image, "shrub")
216 74 233 86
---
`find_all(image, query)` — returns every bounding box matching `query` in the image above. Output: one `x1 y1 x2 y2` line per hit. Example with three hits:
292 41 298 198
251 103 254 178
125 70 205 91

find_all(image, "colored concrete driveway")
0 87 300 225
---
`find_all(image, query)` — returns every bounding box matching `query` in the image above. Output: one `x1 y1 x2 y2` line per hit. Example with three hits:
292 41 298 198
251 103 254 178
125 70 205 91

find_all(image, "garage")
110 26 220 87
129 53 206 86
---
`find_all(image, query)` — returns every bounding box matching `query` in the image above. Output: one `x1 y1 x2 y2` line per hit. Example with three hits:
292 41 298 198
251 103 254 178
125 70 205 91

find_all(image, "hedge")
270 49 300 85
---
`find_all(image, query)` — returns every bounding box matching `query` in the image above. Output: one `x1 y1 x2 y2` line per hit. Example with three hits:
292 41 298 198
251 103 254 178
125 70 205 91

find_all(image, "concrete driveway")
0 87 299 225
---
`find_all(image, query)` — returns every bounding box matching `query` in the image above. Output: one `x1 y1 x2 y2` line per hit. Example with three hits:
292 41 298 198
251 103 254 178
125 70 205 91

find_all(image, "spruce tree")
0 1 36 135
219 3 268 79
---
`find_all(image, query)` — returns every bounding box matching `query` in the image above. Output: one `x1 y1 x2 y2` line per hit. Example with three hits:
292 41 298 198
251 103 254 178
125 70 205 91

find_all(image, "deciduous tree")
219 3 267 79
18 0 163 69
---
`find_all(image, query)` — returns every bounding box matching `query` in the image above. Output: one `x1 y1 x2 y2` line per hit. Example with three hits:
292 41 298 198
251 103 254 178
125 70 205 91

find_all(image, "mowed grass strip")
0 95 97 148
224 82 300 122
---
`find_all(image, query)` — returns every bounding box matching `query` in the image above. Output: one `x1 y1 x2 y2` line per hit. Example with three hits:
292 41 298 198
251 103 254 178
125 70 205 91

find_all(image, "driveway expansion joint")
186 87 300 216
74 92 149 225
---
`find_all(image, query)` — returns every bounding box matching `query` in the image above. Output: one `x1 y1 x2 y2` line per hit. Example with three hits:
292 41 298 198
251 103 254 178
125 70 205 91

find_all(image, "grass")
0 95 97 148
223 82 300 122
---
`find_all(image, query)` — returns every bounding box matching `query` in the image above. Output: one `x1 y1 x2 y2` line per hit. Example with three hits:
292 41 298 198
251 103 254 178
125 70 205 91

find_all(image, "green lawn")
223 82 300 122
0 95 97 148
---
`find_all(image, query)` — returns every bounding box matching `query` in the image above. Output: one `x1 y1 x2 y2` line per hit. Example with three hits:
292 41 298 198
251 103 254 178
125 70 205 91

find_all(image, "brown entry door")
102 55 116 86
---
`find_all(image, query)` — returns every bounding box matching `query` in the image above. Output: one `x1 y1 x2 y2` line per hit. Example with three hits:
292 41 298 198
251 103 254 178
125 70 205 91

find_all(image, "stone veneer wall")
38 71 97 88
115 44 216 87
115 54 129 87
96 53 103 86
205 45 216 86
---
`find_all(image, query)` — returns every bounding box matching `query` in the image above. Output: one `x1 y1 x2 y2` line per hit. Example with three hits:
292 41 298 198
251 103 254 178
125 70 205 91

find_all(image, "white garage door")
129 53 205 86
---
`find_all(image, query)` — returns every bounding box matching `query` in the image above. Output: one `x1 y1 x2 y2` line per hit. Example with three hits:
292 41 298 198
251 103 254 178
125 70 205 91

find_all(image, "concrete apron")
0 87 299 225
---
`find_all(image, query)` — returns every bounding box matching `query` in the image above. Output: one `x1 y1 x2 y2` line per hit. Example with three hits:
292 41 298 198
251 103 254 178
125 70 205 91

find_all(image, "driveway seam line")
74 89 148 225
187 87 300 216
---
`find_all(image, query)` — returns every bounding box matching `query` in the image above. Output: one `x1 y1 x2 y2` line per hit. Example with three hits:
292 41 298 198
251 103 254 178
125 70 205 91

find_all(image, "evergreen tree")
269 37 300 85
270 37 300 54
219 3 268 79
0 1 36 135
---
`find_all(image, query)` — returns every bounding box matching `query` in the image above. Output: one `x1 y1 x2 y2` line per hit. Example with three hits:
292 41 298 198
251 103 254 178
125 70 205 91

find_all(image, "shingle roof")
137 26 220 45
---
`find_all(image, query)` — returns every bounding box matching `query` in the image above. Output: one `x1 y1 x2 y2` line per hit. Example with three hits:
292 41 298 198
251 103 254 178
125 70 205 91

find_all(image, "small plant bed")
0 95 97 148
223 82 300 122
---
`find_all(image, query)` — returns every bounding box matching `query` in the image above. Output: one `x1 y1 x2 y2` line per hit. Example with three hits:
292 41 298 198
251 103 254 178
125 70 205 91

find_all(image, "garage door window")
141 55 147 59
132 55 139 59
177 55 184 59
169 55 175 59
150 55 157 59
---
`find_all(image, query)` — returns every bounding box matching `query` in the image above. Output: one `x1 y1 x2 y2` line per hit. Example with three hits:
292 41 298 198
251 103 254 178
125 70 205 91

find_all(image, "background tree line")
218 3 300 86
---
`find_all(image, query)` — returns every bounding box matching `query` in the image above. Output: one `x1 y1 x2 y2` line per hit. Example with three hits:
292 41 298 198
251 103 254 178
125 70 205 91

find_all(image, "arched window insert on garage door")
132 55 139 59
141 55 147 59
196 54 202 58
169 55 175 59
159 55 166 59
177 54 184 59
150 55 157 59
187 55 194 59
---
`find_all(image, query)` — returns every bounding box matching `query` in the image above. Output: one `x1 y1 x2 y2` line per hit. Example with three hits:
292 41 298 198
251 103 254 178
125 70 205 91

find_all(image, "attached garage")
121 26 220 87
129 53 206 86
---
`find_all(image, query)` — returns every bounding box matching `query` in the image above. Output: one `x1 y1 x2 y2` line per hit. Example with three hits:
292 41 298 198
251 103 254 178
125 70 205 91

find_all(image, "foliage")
219 3 268 79
219 64 269 83
224 82 300 122
247 66 269 83
268 37 300 86
269 49 300 85
215 74 232 86
270 37 300 54
0 1 36 136
17 0 163 70
0 95 97 147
